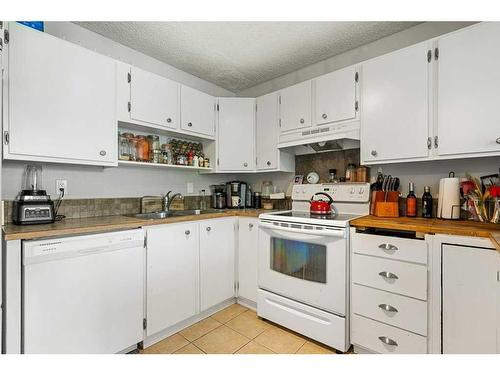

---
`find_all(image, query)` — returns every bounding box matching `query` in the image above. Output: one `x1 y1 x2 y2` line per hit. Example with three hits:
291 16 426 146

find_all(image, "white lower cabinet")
145 223 199 337
199 218 236 311
442 244 500 354
237 218 259 303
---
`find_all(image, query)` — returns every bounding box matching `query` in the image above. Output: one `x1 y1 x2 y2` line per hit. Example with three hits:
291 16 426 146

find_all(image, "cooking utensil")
309 192 334 215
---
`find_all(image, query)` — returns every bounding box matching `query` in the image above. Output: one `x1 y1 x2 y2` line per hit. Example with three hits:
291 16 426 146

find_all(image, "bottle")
327 169 338 183
422 186 433 218
406 182 417 217
199 189 207 211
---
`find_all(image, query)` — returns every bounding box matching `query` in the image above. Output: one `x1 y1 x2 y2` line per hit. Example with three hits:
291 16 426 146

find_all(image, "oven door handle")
259 222 346 238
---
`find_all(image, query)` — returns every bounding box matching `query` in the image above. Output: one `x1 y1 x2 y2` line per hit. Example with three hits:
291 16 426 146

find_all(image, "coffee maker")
225 181 247 209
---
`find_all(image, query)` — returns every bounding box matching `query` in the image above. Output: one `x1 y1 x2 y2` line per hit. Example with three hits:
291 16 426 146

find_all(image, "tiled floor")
141 303 340 354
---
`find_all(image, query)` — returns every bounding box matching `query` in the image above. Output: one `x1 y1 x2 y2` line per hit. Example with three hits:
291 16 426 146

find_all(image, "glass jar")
118 133 132 161
152 149 162 164
135 135 150 162
128 136 138 161
161 144 173 165
147 135 160 155
261 181 273 198
345 163 357 182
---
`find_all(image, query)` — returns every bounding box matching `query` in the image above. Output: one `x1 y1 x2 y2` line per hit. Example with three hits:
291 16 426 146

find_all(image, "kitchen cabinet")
146 223 199 336
237 218 259 304
180 85 215 137
199 218 236 311
314 66 358 126
217 98 255 172
436 22 500 158
442 244 499 354
256 92 279 170
130 66 179 130
279 80 312 133
361 42 431 164
3 22 117 166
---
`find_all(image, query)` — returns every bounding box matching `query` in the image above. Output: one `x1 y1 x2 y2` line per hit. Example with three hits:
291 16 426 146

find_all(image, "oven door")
258 220 347 315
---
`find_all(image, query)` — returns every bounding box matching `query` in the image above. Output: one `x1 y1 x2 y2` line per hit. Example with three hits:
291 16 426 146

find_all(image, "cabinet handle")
167 118 172 123
427 137 432 150
322 113 327 119
266 161 271 166
496 137 500 144
378 336 398 346
378 303 398 313
185 230 190 235
243 162 248 167
249 223 254 229
187 122 193 127
434 136 439 148
378 271 399 280
378 243 398 251
299 118 305 124
206 226 211 232
371 150 377 157
99 150 107 156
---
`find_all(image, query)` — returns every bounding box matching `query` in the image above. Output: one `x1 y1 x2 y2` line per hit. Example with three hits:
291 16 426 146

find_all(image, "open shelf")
118 160 212 171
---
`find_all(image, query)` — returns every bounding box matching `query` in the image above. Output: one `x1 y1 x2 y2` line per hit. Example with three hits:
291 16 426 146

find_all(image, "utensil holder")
372 191 400 218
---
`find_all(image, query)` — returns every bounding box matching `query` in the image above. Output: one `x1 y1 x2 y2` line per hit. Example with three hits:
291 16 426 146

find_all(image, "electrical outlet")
56 179 68 195
187 182 194 194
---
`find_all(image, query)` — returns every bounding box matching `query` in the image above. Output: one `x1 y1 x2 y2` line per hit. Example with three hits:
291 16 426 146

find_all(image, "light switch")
187 182 194 194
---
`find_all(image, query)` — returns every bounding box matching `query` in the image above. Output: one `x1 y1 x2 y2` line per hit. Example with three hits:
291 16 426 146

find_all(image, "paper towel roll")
438 177 461 219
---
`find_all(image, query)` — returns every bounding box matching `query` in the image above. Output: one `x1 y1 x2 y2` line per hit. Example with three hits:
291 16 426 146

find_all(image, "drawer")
352 284 427 336
353 233 427 264
352 254 427 300
352 315 427 354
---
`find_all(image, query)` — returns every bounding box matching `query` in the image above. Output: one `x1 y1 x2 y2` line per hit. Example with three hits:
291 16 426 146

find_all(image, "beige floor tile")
254 326 306 354
179 317 222 342
296 341 336 354
225 310 271 339
193 325 250 354
211 304 248 323
141 334 190 354
174 343 205 354
236 341 275 354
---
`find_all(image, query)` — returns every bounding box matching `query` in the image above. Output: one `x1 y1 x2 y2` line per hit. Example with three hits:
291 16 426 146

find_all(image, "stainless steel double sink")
128 209 222 220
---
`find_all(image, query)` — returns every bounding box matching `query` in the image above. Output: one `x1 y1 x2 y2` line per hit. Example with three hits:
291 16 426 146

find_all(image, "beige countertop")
2 209 272 241
350 215 500 252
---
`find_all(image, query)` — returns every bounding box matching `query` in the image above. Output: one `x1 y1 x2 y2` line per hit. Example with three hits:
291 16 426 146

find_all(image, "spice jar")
198 155 204 167
203 158 210 168
187 151 194 166
135 135 150 162
356 166 368 183
345 163 357 182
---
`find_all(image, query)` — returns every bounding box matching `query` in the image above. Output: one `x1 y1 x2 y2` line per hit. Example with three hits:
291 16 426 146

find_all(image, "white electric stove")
257 183 370 352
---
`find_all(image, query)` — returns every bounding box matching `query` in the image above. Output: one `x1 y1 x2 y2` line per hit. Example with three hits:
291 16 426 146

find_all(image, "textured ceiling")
75 22 419 93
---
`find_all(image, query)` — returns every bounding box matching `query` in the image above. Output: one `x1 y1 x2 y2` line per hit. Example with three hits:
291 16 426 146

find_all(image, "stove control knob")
350 188 356 194
358 187 364 194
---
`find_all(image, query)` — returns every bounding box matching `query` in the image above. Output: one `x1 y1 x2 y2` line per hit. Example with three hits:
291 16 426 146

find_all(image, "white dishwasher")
22 229 144 354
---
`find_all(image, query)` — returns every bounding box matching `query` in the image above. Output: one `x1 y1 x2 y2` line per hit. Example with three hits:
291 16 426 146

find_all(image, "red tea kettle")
309 192 334 215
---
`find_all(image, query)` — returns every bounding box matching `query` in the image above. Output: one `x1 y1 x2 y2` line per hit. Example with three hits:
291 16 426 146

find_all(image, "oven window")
270 238 327 283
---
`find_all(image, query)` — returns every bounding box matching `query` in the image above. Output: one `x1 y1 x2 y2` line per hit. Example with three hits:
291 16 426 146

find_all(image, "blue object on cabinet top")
17 21 44 32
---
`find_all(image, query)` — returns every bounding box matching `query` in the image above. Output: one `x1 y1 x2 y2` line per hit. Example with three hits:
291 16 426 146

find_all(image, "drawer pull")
378 303 398 313
378 336 398 346
378 243 398 251
378 271 399 280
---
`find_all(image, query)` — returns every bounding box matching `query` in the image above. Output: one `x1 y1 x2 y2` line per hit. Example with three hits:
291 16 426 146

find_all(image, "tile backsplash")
295 149 360 182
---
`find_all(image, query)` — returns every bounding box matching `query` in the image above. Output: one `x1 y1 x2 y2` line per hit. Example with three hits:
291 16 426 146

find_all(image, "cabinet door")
237 218 259 303
361 42 430 163
256 93 279 170
442 244 498 354
217 98 255 171
5 22 116 165
130 67 179 129
146 223 198 336
279 80 312 132
437 23 500 157
315 66 357 126
180 85 215 137
199 218 235 311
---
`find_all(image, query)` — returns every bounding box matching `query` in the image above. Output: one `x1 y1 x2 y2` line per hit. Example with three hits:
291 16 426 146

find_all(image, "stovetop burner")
272 210 361 222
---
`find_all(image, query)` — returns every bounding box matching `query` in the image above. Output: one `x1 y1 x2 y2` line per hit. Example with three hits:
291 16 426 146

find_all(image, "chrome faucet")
163 191 183 211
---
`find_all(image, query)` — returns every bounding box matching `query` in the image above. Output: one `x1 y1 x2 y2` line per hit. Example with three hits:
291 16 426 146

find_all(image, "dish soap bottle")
406 182 417 217
422 186 433 218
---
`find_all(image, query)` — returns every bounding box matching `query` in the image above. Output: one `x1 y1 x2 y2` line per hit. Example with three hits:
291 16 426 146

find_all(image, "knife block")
371 191 400 218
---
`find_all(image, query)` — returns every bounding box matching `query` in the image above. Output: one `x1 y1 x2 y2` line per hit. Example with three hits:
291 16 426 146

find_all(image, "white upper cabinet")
256 92 279 170
314 66 358 126
199 218 236 311
436 22 500 158
180 86 215 137
217 98 255 172
3 22 117 166
361 42 431 164
279 80 312 132
130 67 179 130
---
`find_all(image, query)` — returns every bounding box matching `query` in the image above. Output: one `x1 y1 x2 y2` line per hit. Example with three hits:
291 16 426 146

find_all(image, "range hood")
278 122 360 155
